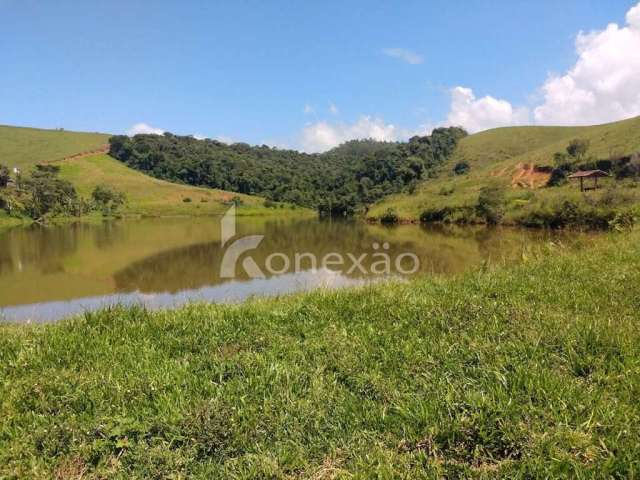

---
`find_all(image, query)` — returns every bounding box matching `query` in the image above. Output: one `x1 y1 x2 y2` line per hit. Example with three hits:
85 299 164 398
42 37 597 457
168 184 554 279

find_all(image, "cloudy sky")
2 0 639 152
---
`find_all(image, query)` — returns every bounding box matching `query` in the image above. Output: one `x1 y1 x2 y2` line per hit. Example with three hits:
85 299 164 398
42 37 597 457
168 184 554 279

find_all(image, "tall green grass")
1 231 639 478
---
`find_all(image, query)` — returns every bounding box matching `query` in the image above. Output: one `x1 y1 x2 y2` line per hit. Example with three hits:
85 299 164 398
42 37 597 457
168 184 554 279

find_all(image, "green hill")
57 154 273 216
370 116 640 222
0 126 305 221
0 125 110 172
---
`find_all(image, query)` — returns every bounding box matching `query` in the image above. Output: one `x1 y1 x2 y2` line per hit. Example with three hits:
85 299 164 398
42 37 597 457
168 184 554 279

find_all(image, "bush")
420 207 450 223
182 197 192 203
514 197 627 230
92 184 126 213
613 153 640 179
263 199 276 208
476 184 505 224
547 168 568 187
609 212 635 231
380 208 399 224
23 165 80 219
453 161 470 175
420 206 476 224
567 138 590 160
0 164 9 188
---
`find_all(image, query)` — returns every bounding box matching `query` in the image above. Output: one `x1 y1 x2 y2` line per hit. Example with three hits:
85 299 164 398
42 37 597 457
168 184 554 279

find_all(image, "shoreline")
0 229 637 477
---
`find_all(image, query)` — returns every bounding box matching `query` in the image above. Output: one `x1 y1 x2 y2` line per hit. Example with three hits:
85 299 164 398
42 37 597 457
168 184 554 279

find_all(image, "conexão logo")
219 206 420 279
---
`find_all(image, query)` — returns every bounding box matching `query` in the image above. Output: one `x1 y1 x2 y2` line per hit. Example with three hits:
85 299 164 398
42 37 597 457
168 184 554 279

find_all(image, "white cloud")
301 116 398 153
381 48 423 65
328 102 339 115
533 1 640 125
445 87 529 133
303 104 314 114
629 2 640 27
127 122 165 136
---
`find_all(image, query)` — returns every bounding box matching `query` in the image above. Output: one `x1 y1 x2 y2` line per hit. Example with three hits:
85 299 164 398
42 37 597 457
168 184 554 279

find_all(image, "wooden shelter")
568 170 609 192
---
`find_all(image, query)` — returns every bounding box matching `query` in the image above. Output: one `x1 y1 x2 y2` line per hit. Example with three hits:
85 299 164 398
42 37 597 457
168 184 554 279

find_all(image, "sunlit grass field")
57 154 282 217
1 230 638 478
371 116 640 220
0 125 110 172
0 125 309 222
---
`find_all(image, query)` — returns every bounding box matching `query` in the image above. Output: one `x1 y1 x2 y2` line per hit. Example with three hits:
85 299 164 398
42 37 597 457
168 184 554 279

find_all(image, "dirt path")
46 144 110 164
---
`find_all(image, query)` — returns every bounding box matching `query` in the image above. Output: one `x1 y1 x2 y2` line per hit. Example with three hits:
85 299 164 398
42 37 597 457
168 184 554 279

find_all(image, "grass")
56 154 298 217
0 125 311 223
0 211 24 231
370 116 640 221
1 230 639 478
0 125 110 172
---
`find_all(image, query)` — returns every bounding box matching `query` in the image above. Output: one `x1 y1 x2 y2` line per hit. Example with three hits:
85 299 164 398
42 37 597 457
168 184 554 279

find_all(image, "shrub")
453 161 470 175
182 197 192 203
476 184 505 224
613 153 640 180
609 212 635 231
514 197 627 230
567 138 590 160
380 208 399 224
263 199 276 208
92 184 126 213
420 207 450 223
420 206 476 224
0 164 9 188
547 168 568 187
23 166 79 219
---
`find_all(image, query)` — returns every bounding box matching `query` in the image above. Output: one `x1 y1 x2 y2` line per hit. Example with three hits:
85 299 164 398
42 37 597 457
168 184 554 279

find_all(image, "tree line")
108 127 467 215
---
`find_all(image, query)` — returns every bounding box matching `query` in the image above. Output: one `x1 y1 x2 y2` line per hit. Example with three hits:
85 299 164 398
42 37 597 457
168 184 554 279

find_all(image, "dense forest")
108 127 467 215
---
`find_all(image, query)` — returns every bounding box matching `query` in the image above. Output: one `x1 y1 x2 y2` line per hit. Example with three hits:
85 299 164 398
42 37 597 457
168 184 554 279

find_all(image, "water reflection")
0 217 597 322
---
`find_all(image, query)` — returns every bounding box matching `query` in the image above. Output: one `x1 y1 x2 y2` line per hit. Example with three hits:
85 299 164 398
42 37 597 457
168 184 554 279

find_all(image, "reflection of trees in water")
113 241 222 293
112 219 573 294
0 224 85 275
3 217 595 299
93 221 128 249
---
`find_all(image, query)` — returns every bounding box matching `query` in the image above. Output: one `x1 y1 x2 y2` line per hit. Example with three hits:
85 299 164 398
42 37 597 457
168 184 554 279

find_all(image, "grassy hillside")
57 154 279 217
0 125 110 172
1 230 639 478
0 126 309 220
370 116 640 221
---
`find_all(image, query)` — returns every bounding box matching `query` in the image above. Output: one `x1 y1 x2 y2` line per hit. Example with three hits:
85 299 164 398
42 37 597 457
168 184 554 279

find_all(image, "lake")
0 216 597 322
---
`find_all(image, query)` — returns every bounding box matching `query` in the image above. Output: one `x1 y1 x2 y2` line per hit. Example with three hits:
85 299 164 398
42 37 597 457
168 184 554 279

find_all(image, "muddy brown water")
0 216 597 322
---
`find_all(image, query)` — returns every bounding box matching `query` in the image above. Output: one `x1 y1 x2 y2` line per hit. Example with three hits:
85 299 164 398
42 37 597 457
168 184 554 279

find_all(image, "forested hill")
108 127 467 215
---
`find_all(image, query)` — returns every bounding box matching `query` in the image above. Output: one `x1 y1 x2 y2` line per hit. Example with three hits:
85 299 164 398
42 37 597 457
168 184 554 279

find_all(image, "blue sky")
2 0 640 151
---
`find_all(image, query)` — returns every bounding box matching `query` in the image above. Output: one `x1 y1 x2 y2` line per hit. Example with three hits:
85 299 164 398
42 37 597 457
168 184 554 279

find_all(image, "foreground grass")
1 232 639 478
